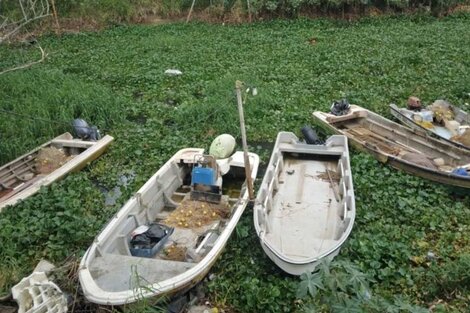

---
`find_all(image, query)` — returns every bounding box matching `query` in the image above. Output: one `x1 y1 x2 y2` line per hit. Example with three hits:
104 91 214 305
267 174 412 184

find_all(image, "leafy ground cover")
0 13 470 312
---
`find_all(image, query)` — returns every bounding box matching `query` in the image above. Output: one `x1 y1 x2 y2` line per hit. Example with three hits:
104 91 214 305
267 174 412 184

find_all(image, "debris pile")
317 170 340 182
405 97 470 148
429 100 454 123
452 128 470 146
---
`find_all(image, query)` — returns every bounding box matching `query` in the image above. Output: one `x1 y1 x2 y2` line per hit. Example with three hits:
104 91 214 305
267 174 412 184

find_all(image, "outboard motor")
72 119 101 141
301 126 324 145
330 98 351 116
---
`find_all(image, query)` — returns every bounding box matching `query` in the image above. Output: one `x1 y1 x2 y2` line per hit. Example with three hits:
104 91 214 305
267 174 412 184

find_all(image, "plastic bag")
130 223 171 249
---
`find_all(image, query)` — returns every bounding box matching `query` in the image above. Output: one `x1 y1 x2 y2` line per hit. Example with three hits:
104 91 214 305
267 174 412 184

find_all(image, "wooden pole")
235 80 254 200
247 0 252 23
50 0 61 34
186 0 197 23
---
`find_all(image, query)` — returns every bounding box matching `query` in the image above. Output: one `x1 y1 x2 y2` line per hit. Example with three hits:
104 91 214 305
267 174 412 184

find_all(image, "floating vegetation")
0 15 470 312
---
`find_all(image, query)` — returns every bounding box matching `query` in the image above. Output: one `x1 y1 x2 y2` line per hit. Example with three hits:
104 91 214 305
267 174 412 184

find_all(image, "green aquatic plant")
1 14 470 312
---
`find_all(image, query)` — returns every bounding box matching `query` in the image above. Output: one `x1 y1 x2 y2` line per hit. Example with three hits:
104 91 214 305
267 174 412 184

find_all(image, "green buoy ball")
209 134 236 159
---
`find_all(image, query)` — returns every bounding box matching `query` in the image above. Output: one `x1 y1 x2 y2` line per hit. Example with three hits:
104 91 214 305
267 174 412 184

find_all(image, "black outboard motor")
330 98 351 116
72 119 101 141
301 126 324 145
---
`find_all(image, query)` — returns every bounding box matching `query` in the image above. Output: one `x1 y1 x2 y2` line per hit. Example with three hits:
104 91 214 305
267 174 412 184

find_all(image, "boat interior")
257 138 354 262
0 133 95 203
87 153 247 292
394 105 470 141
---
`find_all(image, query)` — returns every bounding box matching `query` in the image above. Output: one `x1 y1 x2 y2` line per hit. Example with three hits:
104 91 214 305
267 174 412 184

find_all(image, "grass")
1 13 470 312
0 67 125 163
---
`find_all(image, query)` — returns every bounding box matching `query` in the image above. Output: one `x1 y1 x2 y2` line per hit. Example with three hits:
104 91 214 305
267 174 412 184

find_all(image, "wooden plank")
349 127 414 154
0 167 36 187
366 118 461 160
0 176 43 202
0 156 36 179
51 139 95 149
326 168 340 202
325 108 367 123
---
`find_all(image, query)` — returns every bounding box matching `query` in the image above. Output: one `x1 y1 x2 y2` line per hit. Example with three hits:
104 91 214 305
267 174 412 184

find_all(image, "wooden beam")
51 139 95 149
235 81 254 200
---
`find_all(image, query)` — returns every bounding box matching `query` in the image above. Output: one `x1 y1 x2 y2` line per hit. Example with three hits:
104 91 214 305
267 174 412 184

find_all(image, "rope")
0 88 249 135
0 109 102 131
0 109 70 126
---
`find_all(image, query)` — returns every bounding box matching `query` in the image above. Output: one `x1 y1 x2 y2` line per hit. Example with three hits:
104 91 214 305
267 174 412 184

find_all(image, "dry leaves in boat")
316 170 340 182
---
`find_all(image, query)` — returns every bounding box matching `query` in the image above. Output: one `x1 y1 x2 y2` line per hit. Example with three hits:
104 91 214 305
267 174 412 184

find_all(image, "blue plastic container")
192 167 216 185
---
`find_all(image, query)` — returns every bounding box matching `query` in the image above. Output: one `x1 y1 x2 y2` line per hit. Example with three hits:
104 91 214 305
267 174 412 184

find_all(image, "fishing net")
161 243 187 262
163 198 230 229
35 147 73 174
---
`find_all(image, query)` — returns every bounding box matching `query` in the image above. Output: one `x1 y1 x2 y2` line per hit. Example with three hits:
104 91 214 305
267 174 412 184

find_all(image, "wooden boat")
79 148 259 305
253 132 355 275
390 103 470 151
312 105 470 188
0 133 114 212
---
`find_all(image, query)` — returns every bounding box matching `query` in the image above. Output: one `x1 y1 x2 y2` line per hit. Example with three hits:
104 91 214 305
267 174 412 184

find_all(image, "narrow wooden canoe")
0 133 114 212
254 132 355 275
79 149 259 305
390 103 470 151
313 105 470 189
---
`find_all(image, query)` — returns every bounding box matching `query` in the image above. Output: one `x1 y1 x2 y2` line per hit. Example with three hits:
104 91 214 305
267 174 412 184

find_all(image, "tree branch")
0 45 47 75
0 0 51 43
0 13 50 43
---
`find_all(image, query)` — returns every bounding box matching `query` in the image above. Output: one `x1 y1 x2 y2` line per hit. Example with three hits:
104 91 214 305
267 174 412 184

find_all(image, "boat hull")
390 103 470 151
79 149 259 305
254 132 355 275
0 133 114 211
259 239 341 275
80 238 225 304
312 106 470 189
